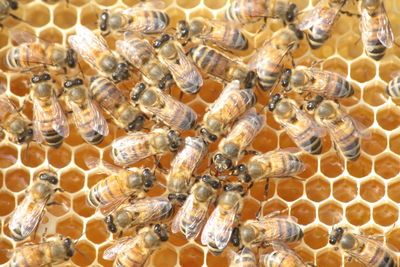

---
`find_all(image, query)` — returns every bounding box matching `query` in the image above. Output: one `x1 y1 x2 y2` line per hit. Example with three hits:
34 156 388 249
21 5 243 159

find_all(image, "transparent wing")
129 197 172 222
116 38 153 68
9 28 38 44
123 0 165 12
0 93 17 119
84 156 127 175
228 247 257 267
377 4 394 48
247 40 273 70
50 93 69 137
169 137 207 175
32 100 44 144
103 236 137 260
208 80 240 114
112 132 152 163
171 194 194 233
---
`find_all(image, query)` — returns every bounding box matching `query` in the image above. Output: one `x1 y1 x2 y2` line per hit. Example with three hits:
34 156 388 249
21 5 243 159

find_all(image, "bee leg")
256 18 268 35
55 187 65 193
339 10 361 18
153 155 169 173
8 13 24 22
263 178 270 198
306 263 317 267
243 150 259 156
47 201 62 206
255 203 262 219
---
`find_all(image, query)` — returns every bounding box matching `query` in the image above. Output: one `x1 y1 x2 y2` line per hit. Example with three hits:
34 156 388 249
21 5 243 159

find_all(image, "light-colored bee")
68 25 130 83
177 18 249 50
103 224 169 267
280 66 354 98
153 34 203 94
189 44 256 88
30 73 69 148
299 0 346 49
248 24 303 91
199 80 257 143
104 197 173 234
98 1 169 36
9 171 61 241
0 88 33 144
329 227 396 267
172 175 221 241
386 75 400 98
90 76 145 132
116 35 172 89
63 78 109 145
228 247 258 267
166 136 208 203
213 108 265 172
201 183 244 255
0 0 19 28
260 243 314 267
8 235 75 267
130 83 197 131
360 0 394 60
269 95 325 155
111 128 182 167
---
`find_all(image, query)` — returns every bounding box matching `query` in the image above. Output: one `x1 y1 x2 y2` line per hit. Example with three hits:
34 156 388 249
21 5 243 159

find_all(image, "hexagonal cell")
9 74 30 97
241 198 260 221
48 145 72 168
306 176 330 202
361 130 387 156
347 155 372 178
298 153 318 179
199 80 223 104
71 240 96 266
80 5 102 29
95 0 117 6
0 191 15 216
318 201 343 226
386 228 400 253
177 0 200 8
206 250 229 267
46 193 70 217
388 180 400 203
277 179 304 202
39 27 63 44
350 58 376 83
250 179 273 200
311 35 336 59
180 245 204 267
278 131 297 149
152 246 177 267
376 105 400 131
296 247 315 266
290 200 316 225
5 168 30 192
73 194 95 218
379 61 400 83
374 153 400 179
363 81 388 107
74 144 100 170
165 7 186 32
346 202 370 226
0 238 13 264
168 231 188 247
0 144 17 168
262 199 288 217
320 153 344 178
24 4 50 27
54 4 77 29
60 169 85 193
337 33 363 60
373 203 398 227
316 250 342 267
304 225 328 250
56 215 84 239
322 57 348 77
86 218 109 244
360 179 385 203
332 178 357 203
252 128 278 152
389 133 400 155
349 105 374 128
21 143 45 167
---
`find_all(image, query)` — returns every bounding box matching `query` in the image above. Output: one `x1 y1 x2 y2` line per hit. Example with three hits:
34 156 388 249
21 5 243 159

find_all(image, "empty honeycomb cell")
164 7 186 32
290 200 316 225
346 155 372 178
73 194 95 217
306 176 330 202
5 168 30 192
21 143 45 167
363 81 387 107
177 0 199 9
349 104 374 129
9 74 30 97
316 250 342 267
56 215 84 239
95 0 117 6
298 154 318 179
377 106 400 131
389 133 400 155
74 144 100 170
60 169 85 193
0 238 12 264
350 58 376 83
320 153 344 178
48 145 72 168
80 5 102 29
0 191 15 216
39 27 63 44
0 144 17 168
152 246 177 267
374 153 400 179
277 179 303 202
54 5 78 29
388 180 400 203
322 57 348 77
378 61 400 83
86 218 109 244
304 226 328 250
373 203 398 227
241 197 260 221
332 178 357 203
252 128 278 152
206 251 229 267
262 199 288 217
204 0 226 9
311 36 336 59
337 34 363 60
47 193 71 217
180 245 204 267
346 202 370 226
199 80 222 104
387 228 400 252
71 240 96 266
360 179 385 203
24 4 50 27
318 201 343 226
361 130 387 155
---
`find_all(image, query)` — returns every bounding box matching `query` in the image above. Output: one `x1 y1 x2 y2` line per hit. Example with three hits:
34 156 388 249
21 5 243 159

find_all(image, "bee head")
213 153 234 172
306 95 323 112
142 168 155 189
286 3 298 22
39 172 58 185
111 62 130 82
231 227 241 247
167 193 187 203
235 164 252 183
130 83 146 102
167 130 182 152
268 93 282 112
177 20 190 39
153 34 170 49
244 71 256 89
199 127 218 143
154 224 169 242
288 23 304 40
202 175 221 189
99 10 110 32
329 227 344 245
104 215 118 233
63 237 75 258
66 49 77 68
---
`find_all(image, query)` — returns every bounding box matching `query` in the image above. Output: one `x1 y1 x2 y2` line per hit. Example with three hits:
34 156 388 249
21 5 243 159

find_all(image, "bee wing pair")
0 90 18 118
298 0 342 31
103 236 140 260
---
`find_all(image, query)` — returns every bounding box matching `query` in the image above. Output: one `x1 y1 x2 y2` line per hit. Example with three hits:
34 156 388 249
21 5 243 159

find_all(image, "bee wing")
50 93 69 137
130 197 172 222
85 156 126 175
103 236 137 260
0 93 18 118
247 40 272 70
346 113 371 139
377 4 394 48
9 28 38 44
124 0 166 11
228 247 257 266
100 196 130 215
298 4 323 30
112 132 152 163
208 80 240 114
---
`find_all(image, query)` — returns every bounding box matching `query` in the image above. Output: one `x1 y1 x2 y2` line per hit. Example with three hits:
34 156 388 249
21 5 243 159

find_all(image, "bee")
0 89 33 144
172 175 221 241
8 171 61 241
153 34 203 94
235 149 304 184
360 0 394 60
116 35 172 89
386 75 400 98
213 108 265 172
63 78 109 145
248 24 303 91
311 100 367 161
90 76 145 132
260 243 314 267
30 73 69 148
189 44 256 88
111 128 182 166
329 227 396 267
8 235 75 267
166 136 208 204
98 1 169 36
269 95 325 155
130 83 197 131
103 224 169 267
201 183 244 255
299 0 346 49
104 197 173 234
0 0 19 28
68 25 130 83
280 66 354 99
177 18 249 51
199 80 257 143
228 247 258 267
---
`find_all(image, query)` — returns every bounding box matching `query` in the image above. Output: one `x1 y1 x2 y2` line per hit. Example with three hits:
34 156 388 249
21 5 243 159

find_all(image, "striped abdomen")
329 118 360 161
307 8 338 49
116 38 153 68
90 76 126 113
37 105 64 148
116 247 150 267
8 242 64 267
127 10 169 33
225 0 268 23
112 133 152 166
363 13 387 60
261 250 307 267
231 248 257 267
208 24 248 50
76 102 104 145
311 71 354 98
387 76 400 98
4 43 46 70
257 54 284 91
288 116 322 155
261 218 304 243
180 201 208 238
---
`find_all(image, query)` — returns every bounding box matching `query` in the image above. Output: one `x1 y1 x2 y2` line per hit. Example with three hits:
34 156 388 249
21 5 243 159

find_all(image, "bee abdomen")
300 135 322 155
341 138 360 161
378 253 396 267
387 76 400 98
365 39 386 61
307 31 326 49
42 129 64 148
83 130 104 145
258 68 280 91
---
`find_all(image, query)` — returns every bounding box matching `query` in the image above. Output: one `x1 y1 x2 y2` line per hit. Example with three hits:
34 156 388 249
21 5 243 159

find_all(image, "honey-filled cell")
374 153 400 179
0 145 17 168
73 193 95 218
303 225 328 250
86 218 109 244
316 250 342 267
180 245 204 267
0 191 15 216
361 130 387 155
21 143 45 167
306 176 330 202
0 238 13 264
291 200 316 225
56 215 84 239
5 168 30 192
360 179 385 203
318 201 343 226
277 179 304 202
373 203 398 227
71 240 96 266
346 202 370 226
152 246 178 267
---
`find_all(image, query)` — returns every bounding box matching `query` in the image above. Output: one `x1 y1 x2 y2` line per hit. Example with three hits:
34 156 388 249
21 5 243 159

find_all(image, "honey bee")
103 224 169 267
260 243 314 267
111 128 182 167
166 136 208 204
9 171 61 241
0 89 33 144
172 175 221 241
63 78 109 145
386 75 400 98
98 1 169 36
280 66 354 99
199 80 257 143
116 35 172 89
299 0 346 49
30 73 69 148
8 235 75 267
153 34 203 94
104 197 173 234
228 247 258 267
235 149 304 184
269 95 325 155
68 25 130 83
329 227 396 267
0 0 19 28
201 183 244 255
177 18 249 51
248 24 303 91
360 0 394 60
213 108 265 172
189 44 256 88
130 83 197 131
90 76 145 132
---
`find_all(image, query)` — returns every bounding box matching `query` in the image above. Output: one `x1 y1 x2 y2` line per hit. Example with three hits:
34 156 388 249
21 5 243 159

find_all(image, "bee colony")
0 0 400 266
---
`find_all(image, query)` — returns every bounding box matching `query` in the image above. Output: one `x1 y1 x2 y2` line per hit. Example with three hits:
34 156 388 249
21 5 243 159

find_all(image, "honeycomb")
0 0 400 266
